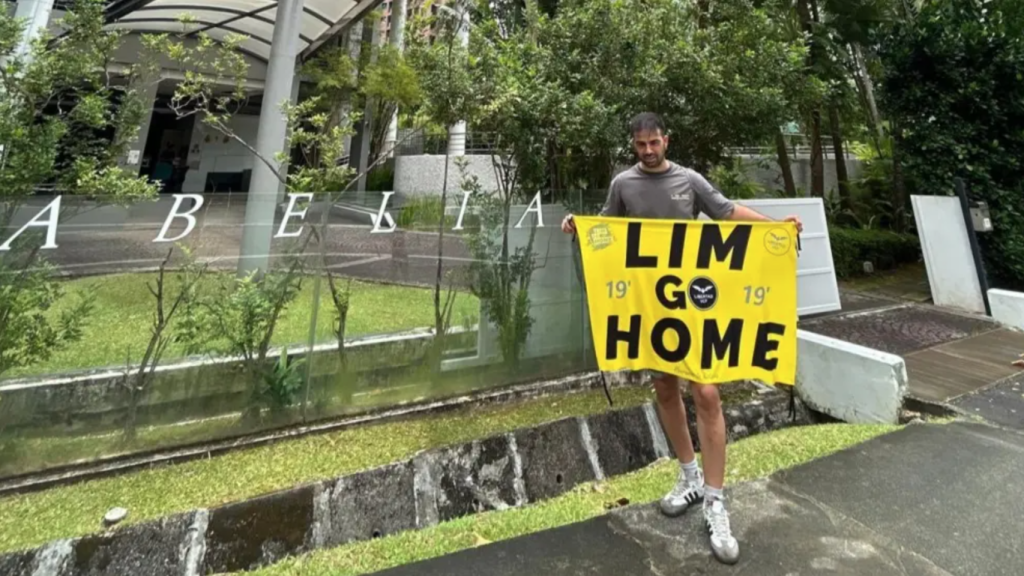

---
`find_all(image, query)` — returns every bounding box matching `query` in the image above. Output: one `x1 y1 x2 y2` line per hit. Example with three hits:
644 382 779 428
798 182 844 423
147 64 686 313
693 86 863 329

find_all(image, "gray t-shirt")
599 162 735 221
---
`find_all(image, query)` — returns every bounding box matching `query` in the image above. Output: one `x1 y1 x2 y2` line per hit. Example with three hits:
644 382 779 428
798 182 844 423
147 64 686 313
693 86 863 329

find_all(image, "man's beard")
640 154 663 167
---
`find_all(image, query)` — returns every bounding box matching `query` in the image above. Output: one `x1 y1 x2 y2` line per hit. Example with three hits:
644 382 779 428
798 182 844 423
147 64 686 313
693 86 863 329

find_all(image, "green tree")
0 0 160 379
406 0 479 374
880 0 1024 288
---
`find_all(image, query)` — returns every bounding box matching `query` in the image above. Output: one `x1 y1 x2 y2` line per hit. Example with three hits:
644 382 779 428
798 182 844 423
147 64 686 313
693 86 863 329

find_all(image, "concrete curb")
0 390 810 576
795 329 908 424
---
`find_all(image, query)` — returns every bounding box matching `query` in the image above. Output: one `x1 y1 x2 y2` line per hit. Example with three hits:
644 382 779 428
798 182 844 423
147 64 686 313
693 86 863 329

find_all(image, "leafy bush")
396 196 452 230
261 349 306 415
395 195 481 230
829 227 921 279
709 160 765 200
366 164 395 192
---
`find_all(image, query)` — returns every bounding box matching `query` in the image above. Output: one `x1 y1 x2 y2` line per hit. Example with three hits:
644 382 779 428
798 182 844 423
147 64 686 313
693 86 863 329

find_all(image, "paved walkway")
802 293 1024 405
376 421 1024 576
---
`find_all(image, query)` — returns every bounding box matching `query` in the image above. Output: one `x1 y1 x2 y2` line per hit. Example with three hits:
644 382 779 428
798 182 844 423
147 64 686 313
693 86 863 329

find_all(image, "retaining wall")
0 389 810 575
0 328 477 435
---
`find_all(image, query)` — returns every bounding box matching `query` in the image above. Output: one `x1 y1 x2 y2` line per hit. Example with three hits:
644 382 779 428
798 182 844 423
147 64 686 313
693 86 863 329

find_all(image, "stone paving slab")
377 478 950 576
778 421 1024 576
952 372 1024 430
378 422 1024 576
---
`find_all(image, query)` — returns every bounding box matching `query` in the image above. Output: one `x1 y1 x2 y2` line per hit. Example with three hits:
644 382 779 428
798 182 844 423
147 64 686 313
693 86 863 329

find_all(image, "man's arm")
727 203 803 233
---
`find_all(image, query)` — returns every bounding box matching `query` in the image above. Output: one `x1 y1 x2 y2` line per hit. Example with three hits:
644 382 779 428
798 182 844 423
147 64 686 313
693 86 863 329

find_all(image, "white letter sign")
0 196 61 251
371 191 397 233
154 194 205 243
514 192 545 229
275 193 312 238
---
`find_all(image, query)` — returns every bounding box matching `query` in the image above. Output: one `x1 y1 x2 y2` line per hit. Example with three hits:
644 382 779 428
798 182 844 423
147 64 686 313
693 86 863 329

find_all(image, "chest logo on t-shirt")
670 191 690 202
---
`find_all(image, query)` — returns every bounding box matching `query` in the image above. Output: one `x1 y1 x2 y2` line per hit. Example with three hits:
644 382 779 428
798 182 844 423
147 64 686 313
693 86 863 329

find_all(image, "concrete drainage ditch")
0 387 812 576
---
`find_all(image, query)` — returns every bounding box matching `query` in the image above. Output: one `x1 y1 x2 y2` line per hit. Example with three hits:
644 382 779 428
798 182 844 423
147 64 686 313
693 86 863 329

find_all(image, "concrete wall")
738 155 863 197
182 114 261 193
795 329 908 424
989 289 1024 332
911 195 986 314
394 154 502 198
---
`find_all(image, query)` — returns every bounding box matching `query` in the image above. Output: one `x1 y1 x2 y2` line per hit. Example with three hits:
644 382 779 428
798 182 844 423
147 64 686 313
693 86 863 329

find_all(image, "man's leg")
652 373 704 517
691 382 740 565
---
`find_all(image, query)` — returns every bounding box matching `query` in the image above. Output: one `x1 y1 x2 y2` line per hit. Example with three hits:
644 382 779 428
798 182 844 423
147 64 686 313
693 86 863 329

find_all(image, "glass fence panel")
0 188 604 480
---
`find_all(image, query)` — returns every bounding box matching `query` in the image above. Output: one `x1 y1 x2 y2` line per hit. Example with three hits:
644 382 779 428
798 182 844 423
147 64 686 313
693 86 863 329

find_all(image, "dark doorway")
142 102 196 193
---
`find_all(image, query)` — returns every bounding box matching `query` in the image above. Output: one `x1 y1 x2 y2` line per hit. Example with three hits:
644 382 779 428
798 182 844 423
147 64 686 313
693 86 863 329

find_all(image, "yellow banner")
575 216 798 385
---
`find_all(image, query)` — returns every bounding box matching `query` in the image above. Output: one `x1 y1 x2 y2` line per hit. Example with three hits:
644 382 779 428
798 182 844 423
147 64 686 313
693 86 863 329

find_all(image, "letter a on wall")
575 216 799 386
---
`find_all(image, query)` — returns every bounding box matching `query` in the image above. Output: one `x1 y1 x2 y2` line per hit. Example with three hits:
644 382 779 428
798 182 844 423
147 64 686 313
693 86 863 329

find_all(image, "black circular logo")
687 276 718 311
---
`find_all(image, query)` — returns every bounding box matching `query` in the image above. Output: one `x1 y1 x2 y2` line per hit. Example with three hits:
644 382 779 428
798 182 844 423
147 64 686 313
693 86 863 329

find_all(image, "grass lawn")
8 273 480 379
244 422 901 576
0 386 655 554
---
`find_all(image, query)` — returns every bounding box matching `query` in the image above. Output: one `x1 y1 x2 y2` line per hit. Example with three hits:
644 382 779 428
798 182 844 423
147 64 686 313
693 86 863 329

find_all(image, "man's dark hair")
629 112 666 137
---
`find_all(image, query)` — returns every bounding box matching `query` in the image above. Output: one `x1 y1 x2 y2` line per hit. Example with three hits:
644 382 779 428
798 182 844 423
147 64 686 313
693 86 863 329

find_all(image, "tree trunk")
124 384 139 443
852 43 884 149
775 129 797 196
891 121 908 233
828 105 851 206
797 0 825 198
809 111 825 197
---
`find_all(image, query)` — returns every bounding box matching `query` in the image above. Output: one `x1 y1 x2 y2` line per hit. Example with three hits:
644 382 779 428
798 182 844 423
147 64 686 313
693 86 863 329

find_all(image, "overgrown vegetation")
881 0 1024 289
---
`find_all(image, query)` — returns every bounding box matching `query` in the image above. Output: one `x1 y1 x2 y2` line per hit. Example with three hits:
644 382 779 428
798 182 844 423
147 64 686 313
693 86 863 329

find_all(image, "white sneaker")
659 467 704 517
703 499 740 565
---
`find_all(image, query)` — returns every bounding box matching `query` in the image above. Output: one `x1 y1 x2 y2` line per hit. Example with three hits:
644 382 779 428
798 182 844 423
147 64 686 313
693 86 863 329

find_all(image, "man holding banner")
561 112 802 565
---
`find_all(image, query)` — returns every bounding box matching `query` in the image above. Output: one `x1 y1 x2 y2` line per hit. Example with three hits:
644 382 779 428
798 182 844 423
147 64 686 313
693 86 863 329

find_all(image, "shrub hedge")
829 227 921 279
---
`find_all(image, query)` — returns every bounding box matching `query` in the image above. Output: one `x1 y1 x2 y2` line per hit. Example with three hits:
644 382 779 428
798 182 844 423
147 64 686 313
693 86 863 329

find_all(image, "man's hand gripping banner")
575 216 798 385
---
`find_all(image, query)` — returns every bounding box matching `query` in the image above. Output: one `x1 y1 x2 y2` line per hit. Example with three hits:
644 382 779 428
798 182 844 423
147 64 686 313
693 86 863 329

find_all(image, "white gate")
911 195 986 314
701 197 842 317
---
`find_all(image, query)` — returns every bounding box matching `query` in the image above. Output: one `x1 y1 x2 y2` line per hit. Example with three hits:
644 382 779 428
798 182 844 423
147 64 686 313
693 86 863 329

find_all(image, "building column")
12 0 55 63
119 79 161 175
348 21 380 196
238 0 306 277
276 74 303 198
446 6 470 157
340 21 363 164
383 0 407 157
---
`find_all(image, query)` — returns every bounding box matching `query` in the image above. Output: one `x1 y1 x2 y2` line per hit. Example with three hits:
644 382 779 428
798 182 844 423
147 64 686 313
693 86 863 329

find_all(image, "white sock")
680 459 700 485
705 485 724 504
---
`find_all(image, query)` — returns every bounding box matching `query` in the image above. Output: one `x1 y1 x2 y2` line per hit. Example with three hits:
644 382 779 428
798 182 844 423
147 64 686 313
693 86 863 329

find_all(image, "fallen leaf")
473 533 491 547
1012 360 1024 369
592 483 607 494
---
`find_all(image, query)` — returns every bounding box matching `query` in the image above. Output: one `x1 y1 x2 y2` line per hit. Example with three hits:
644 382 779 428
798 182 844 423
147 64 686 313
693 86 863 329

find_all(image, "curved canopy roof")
102 0 376 62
